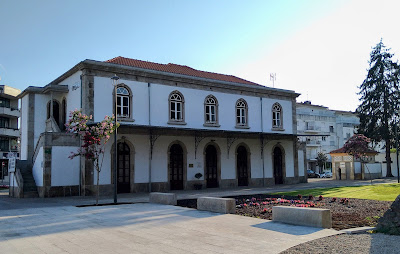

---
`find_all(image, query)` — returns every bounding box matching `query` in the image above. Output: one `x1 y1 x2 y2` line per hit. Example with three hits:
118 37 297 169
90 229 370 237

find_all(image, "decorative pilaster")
194 132 206 159
227 136 238 159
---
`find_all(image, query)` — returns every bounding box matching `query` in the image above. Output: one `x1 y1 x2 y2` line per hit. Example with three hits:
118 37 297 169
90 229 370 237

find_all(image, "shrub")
297 194 302 200
308 195 314 200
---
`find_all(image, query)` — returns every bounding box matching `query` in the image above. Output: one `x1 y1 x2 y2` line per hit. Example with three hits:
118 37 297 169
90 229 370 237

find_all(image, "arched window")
204 95 218 125
116 86 130 118
272 103 283 129
62 98 67 131
236 99 248 127
169 91 184 123
47 100 60 127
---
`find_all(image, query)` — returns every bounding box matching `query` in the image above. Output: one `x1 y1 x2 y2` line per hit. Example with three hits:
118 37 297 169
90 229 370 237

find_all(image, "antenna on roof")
270 73 276 88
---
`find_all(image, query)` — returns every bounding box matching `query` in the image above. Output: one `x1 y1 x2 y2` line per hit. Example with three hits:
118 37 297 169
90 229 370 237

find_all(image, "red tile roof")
330 147 377 154
105 56 261 86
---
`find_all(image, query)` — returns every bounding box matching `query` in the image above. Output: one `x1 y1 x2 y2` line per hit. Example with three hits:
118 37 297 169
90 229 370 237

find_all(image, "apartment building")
0 85 20 182
296 101 359 172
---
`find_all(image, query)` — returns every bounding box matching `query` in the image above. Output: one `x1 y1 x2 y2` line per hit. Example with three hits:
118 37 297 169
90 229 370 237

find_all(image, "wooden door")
206 145 218 188
170 144 184 190
117 142 130 193
237 146 249 186
274 147 283 184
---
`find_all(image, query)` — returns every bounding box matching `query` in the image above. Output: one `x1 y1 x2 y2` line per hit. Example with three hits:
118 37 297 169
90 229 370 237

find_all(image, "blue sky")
1 0 399 111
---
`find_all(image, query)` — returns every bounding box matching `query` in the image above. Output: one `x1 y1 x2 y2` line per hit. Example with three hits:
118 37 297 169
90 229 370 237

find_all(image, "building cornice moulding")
45 59 300 100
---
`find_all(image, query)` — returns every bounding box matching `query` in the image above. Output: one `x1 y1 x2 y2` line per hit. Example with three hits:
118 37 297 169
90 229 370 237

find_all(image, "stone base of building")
284 177 299 184
220 179 237 188
32 175 306 198
38 185 80 198
8 186 22 198
298 176 307 183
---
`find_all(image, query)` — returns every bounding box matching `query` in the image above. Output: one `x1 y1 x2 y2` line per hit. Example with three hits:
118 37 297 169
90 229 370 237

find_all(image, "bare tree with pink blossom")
66 109 119 205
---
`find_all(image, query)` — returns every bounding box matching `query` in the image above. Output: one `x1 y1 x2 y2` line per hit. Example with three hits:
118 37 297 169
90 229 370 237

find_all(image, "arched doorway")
117 142 131 193
273 146 284 184
169 144 184 190
205 145 218 188
237 145 249 186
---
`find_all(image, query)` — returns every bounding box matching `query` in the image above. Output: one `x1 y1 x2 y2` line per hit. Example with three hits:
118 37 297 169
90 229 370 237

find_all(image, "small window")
204 95 219 125
329 126 334 133
116 86 130 118
236 99 248 127
322 136 326 141
0 98 10 108
0 117 9 129
0 137 9 151
169 91 185 123
272 103 283 129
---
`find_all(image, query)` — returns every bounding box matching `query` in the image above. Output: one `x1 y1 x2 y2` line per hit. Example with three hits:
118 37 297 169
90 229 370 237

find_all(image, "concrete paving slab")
0 203 340 254
2 178 396 253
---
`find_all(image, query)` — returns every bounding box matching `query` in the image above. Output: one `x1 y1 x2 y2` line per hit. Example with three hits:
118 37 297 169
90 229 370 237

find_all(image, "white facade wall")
20 95 29 160
33 94 48 147
93 134 291 186
377 153 399 177
51 147 80 186
354 162 362 174
93 76 294 134
365 163 382 174
264 141 294 178
263 99 293 134
32 147 43 186
59 71 82 115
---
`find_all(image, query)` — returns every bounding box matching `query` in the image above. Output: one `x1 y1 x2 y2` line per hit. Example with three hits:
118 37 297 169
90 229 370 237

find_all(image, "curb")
340 226 375 234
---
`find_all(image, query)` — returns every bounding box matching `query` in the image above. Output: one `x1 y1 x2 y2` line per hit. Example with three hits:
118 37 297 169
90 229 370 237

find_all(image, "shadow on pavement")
252 221 323 235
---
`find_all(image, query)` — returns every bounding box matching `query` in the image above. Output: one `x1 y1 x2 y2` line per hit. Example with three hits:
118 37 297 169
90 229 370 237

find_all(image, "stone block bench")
197 197 235 214
272 206 332 228
149 192 177 205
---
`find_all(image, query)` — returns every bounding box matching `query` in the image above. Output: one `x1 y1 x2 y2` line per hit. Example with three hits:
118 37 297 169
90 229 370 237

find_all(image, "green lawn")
272 183 400 201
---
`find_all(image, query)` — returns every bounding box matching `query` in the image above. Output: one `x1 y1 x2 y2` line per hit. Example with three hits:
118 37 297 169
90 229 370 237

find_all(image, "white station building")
16 57 305 197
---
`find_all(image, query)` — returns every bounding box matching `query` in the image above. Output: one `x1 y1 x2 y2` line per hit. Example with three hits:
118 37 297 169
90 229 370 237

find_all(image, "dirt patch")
177 194 392 230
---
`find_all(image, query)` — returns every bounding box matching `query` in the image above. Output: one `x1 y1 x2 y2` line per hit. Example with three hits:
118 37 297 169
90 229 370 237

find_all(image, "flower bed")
177 194 392 230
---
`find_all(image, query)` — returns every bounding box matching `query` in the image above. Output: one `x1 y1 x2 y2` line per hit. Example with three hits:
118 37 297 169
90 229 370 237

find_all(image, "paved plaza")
0 202 341 254
0 178 397 253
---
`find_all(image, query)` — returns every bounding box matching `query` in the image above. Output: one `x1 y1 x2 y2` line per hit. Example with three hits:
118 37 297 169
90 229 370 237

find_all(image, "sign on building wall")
8 157 15 173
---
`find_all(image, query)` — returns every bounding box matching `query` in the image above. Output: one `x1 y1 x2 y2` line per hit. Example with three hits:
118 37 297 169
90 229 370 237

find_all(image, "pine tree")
357 39 400 177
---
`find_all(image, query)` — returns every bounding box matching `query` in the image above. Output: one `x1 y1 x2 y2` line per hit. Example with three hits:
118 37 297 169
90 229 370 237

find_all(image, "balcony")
0 128 20 138
303 126 321 133
306 140 321 147
0 107 20 118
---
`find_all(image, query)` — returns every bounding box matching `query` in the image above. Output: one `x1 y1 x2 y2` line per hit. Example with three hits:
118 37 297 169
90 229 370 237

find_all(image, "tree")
316 152 327 174
343 134 371 159
357 39 400 177
66 109 118 205
343 134 375 183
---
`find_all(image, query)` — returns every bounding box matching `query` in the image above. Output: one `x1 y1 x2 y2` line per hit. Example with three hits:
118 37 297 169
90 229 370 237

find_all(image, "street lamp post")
396 121 400 183
111 74 120 204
